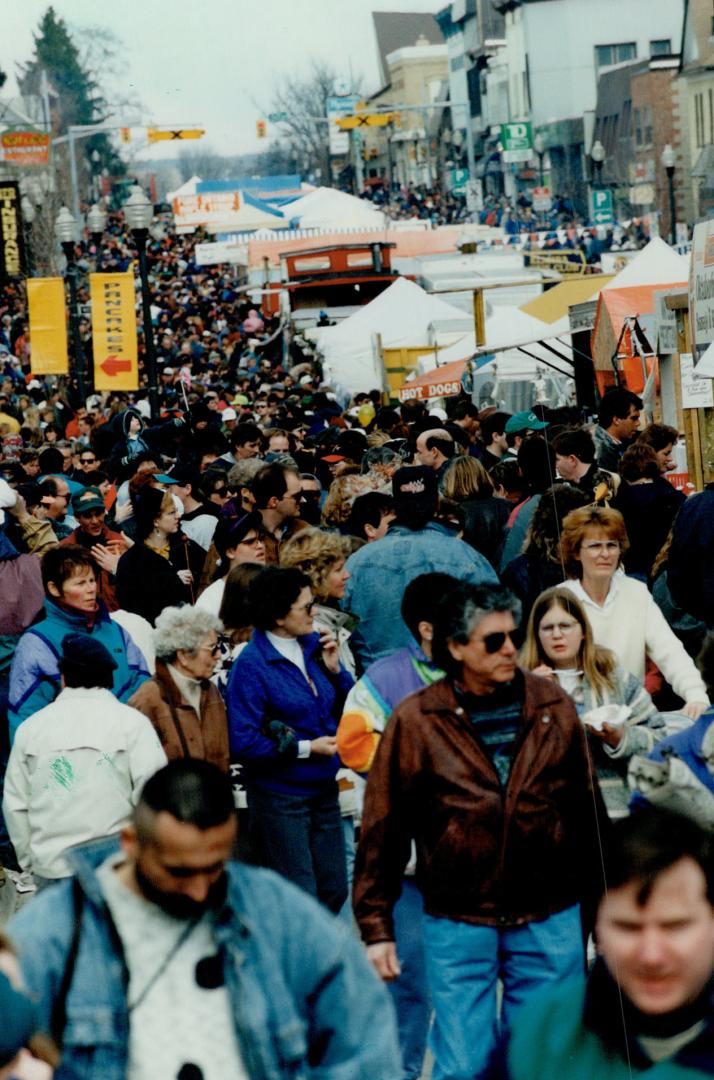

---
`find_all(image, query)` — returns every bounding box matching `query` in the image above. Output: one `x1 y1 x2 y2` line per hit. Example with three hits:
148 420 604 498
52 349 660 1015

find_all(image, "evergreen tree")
17 6 124 176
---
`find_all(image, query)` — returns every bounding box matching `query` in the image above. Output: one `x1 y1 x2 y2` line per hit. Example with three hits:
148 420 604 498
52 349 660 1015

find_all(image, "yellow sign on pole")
336 112 397 129
147 128 205 143
27 278 68 375
90 271 139 391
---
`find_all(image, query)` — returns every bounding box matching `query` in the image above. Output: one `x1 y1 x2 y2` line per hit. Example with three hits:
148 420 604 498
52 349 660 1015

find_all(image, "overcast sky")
5 0 442 161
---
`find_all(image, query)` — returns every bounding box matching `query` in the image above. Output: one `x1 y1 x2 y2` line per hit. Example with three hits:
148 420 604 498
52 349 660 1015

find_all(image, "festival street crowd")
0 212 713 1079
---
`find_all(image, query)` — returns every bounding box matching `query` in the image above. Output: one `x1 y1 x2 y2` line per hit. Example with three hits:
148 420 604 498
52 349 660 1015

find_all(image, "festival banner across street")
90 271 139 391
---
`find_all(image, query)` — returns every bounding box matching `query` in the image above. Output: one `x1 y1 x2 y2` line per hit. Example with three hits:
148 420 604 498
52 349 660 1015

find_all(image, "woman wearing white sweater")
558 505 708 719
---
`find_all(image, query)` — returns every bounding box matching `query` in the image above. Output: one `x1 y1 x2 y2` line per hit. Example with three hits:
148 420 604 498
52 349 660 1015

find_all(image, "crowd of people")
0 211 714 1079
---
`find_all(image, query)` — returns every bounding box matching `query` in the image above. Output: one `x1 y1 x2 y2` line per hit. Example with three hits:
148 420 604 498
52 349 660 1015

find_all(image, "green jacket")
501 964 713 1079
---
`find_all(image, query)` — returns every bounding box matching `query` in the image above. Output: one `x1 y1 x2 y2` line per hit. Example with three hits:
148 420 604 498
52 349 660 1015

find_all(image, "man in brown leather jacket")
354 581 609 1080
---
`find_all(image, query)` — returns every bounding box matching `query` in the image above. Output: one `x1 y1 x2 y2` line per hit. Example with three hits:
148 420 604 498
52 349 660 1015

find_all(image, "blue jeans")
248 785 347 914
423 905 584 1080
389 878 431 1080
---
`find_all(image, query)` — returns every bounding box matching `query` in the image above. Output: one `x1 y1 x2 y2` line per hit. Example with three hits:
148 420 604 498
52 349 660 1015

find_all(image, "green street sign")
590 188 614 225
268 112 288 123
450 167 469 193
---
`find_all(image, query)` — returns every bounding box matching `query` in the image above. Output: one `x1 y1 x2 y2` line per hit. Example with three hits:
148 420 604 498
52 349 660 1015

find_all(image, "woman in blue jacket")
226 567 354 913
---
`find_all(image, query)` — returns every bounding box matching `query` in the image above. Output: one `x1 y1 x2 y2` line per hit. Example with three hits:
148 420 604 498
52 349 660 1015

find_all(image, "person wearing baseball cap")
504 410 549 437
341 465 499 669
61 489 127 611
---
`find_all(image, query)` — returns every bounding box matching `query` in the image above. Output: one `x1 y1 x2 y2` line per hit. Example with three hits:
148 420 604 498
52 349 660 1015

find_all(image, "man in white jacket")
3 632 166 887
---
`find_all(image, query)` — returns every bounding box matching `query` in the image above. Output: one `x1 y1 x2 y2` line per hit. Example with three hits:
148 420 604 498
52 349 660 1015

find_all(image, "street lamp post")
590 140 606 188
87 203 107 270
123 186 159 422
661 143 677 246
55 206 86 407
533 133 546 187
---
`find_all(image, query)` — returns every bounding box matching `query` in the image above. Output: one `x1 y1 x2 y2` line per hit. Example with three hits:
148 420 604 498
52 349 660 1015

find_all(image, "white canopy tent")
287 187 387 230
314 277 471 394
165 175 202 203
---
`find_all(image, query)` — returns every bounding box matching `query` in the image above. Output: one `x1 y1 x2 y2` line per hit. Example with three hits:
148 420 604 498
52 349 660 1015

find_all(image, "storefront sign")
689 218 714 357
90 272 138 391
680 351 714 409
0 182 25 281
653 289 678 354
172 191 242 228
27 278 68 375
1 131 50 166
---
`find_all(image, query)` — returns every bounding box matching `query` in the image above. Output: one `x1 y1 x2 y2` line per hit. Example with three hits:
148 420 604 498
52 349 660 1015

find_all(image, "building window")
695 93 705 148
595 42 637 68
634 107 642 146
650 38 672 56
643 105 653 146
710 88 714 144
622 99 632 139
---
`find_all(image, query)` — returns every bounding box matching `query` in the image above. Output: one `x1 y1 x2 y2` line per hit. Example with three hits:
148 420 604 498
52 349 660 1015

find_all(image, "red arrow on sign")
101 355 132 377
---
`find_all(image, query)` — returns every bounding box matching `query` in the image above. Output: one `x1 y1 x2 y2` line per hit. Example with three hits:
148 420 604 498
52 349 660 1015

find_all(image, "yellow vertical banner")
27 278 68 375
90 271 139 391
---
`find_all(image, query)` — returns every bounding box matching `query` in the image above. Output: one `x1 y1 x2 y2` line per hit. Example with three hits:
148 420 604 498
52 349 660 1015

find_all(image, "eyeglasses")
539 620 580 636
81 457 96 464
581 541 620 554
293 600 317 614
481 629 520 654
198 643 221 656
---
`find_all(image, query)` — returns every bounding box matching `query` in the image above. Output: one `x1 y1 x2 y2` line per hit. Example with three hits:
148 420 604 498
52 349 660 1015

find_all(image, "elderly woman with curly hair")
128 605 229 771
280 526 356 675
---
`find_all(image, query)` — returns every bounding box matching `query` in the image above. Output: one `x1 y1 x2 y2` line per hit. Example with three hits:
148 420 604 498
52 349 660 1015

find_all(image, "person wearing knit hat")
3 631 166 885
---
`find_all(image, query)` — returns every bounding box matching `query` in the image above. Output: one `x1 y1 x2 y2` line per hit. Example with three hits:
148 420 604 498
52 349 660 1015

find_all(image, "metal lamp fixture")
590 140 606 164
123 187 153 231
86 203 107 237
661 144 677 245
55 206 78 244
661 143 676 171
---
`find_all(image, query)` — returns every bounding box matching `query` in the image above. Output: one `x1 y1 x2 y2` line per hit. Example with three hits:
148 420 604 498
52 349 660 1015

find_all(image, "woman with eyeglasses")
196 511 266 617
558 505 708 720
226 566 354 913
129 605 229 770
521 587 669 817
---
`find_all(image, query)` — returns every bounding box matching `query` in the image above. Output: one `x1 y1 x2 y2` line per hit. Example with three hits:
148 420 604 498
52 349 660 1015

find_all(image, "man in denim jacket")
8 760 401 1080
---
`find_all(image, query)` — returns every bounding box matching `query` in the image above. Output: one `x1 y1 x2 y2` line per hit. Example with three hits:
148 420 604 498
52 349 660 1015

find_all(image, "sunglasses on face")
481 629 520 654
81 457 96 464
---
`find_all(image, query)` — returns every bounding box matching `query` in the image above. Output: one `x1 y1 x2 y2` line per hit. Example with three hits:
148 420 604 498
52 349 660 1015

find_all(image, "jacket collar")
44 596 110 628
418 668 566 716
584 958 714 1070
252 627 321 664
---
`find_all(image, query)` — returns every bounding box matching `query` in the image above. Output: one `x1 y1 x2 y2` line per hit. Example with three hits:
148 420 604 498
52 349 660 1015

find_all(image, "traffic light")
256 119 267 139
120 127 131 144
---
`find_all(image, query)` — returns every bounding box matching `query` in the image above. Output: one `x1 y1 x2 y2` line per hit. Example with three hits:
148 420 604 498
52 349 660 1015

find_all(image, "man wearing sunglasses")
354 581 609 1080
72 450 101 486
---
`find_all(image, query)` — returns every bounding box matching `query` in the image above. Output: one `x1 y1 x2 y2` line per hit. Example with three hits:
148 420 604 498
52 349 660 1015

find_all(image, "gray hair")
153 606 223 661
227 458 264 491
431 583 521 678
361 445 402 475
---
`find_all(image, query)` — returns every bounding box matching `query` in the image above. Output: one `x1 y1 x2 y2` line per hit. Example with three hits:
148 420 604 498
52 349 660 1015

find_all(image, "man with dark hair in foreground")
8 759 401 1079
499 808 714 1079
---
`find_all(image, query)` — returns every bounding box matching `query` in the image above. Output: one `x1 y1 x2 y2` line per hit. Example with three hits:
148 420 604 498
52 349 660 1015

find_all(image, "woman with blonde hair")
440 455 510 566
521 587 668 816
280 526 355 674
559 504 708 719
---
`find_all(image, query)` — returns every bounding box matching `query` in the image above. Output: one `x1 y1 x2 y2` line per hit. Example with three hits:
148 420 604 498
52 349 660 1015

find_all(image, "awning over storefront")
519 275 613 324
